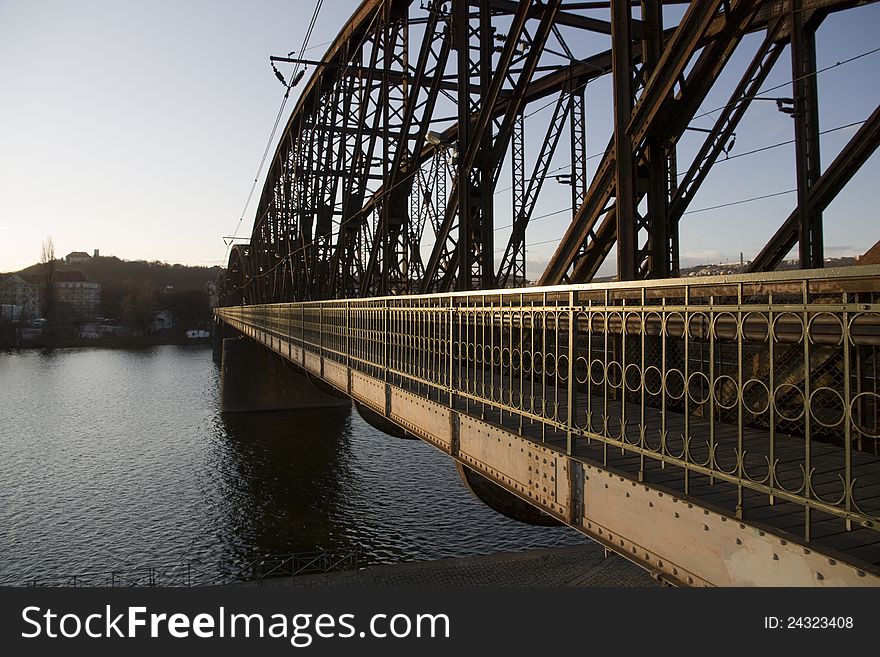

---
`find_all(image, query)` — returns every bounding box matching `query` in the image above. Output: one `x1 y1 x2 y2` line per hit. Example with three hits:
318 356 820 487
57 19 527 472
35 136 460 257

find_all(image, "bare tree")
40 236 56 320
121 281 157 334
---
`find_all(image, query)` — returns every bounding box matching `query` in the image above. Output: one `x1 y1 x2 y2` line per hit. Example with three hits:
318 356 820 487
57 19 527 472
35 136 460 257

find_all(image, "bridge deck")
216 266 880 585
394 376 880 569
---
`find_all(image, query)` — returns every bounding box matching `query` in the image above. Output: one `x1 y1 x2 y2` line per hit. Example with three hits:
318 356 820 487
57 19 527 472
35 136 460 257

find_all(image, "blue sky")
0 1 877 277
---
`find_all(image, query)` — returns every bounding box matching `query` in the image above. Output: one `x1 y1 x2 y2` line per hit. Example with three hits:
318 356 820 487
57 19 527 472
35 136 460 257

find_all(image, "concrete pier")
212 317 238 363
220 336 350 413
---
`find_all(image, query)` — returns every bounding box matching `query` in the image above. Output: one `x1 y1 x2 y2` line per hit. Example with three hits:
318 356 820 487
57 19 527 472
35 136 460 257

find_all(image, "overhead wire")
222 0 325 267
691 45 880 124
499 45 879 196
227 10 879 291
227 3 386 286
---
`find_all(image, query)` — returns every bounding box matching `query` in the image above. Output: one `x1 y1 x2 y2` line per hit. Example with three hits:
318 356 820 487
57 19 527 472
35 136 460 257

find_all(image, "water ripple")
0 346 584 583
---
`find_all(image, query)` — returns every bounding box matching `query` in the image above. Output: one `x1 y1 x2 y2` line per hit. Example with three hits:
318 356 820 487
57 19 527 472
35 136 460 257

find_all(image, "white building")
0 273 40 318
150 309 174 333
64 251 92 265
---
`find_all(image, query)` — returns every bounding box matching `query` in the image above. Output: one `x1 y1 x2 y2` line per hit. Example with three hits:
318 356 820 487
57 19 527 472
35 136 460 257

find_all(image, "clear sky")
0 1 878 277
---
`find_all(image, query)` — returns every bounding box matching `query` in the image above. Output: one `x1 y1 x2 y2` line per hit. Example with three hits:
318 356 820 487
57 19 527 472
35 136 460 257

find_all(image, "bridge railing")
217 266 880 541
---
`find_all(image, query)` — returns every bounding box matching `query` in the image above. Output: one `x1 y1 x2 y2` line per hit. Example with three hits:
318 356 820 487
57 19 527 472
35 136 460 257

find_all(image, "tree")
39 237 56 320
120 281 157 334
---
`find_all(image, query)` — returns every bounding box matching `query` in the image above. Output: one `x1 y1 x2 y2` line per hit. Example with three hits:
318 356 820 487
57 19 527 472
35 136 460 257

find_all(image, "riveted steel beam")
230 0 878 305
749 103 880 272
217 263 880 584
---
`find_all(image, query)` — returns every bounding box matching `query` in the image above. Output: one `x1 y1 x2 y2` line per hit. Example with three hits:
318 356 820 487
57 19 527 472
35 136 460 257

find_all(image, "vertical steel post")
567 290 577 454
611 0 637 281
449 296 454 407
569 87 587 222
453 0 472 292
477 0 494 290
641 0 671 278
383 299 389 380
842 292 852 530
511 111 526 286
791 1 823 268
802 280 812 540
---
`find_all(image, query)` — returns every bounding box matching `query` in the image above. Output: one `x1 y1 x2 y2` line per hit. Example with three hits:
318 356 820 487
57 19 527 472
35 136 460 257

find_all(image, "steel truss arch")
225 0 879 303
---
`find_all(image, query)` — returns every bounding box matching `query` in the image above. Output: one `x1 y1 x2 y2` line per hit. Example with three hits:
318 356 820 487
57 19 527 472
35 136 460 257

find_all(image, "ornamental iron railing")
15 548 361 587
217 266 880 543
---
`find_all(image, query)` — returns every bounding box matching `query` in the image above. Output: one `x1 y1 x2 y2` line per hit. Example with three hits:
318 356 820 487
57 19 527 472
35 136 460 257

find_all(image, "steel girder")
748 103 880 272
227 0 878 305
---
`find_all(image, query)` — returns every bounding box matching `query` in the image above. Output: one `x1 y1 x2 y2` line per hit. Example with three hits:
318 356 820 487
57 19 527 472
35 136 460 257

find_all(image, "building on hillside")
65 251 92 265
98 322 129 337
0 273 40 319
54 271 101 320
0 304 22 321
78 323 100 339
205 280 219 308
150 309 173 333
18 326 43 341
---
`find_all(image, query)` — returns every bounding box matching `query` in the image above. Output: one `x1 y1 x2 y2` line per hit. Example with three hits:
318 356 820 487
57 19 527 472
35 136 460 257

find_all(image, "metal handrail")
8 547 361 588
217 266 880 542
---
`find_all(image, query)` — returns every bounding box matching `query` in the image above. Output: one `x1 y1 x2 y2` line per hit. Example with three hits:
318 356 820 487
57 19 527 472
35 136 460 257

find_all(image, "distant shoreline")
1 336 212 351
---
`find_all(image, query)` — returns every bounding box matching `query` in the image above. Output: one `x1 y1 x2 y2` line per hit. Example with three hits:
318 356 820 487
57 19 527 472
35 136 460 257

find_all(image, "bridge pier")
220 336 350 413
216 263 880 585
212 317 238 363
456 463 562 527
354 401 417 440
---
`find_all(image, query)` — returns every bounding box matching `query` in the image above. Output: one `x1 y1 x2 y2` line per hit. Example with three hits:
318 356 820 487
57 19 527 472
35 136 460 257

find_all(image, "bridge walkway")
217 266 880 585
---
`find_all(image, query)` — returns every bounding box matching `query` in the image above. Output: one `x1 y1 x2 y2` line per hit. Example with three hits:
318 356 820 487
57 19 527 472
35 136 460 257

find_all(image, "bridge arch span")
223 0 878 302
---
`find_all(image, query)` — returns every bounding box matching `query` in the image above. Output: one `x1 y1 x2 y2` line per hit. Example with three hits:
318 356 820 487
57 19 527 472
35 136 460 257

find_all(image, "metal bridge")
215 0 880 585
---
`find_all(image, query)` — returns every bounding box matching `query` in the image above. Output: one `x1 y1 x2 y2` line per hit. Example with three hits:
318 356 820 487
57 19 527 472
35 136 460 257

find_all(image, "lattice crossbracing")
215 0 880 586
219 0 879 306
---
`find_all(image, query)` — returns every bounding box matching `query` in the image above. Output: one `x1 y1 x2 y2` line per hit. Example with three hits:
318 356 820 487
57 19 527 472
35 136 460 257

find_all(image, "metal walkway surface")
216 266 880 586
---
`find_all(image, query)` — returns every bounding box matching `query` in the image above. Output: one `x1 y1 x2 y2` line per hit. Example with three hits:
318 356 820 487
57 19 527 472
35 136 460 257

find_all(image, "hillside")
7 256 222 332
17 256 221 292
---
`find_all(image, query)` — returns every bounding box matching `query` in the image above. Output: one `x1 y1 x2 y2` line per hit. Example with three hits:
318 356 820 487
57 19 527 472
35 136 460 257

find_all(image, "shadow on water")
0 347 586 583
212 405 359 564
211 396 589 572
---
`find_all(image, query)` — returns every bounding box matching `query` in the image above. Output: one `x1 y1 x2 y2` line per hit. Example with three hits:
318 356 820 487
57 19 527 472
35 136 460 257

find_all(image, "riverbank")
0 336 211 350
250 545 661 588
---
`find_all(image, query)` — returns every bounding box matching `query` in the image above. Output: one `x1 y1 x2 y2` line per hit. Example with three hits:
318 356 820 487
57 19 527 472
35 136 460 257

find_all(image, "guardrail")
7 548 361 587
217 266 880 542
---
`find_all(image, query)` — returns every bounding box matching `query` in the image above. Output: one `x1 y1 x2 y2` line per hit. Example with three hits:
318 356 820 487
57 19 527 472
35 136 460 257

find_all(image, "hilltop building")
65 251 92 265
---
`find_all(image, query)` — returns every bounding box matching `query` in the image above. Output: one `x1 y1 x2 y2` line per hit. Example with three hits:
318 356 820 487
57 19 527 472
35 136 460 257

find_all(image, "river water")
0 345 584 584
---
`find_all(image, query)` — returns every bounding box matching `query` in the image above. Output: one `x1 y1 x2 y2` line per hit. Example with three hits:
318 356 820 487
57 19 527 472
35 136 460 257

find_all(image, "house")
150 309 173 333
0 273 40 318
205 280 219 308
78 322 100 339
0 304 22 321
18 326 43 341
98 322 129 337
65 251 92 265
54 271 101 320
